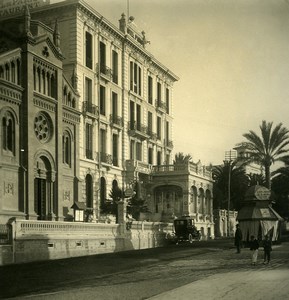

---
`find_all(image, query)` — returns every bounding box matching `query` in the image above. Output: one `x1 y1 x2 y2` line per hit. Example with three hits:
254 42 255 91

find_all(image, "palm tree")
241 121 289 189
213 162 249 211
173 152 192 164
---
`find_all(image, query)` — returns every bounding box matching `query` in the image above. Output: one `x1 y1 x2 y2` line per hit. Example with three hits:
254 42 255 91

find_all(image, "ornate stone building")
0 5 80 223
0 1 214 238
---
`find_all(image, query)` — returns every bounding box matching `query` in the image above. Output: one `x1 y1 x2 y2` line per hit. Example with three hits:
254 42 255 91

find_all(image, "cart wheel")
189 234 193 243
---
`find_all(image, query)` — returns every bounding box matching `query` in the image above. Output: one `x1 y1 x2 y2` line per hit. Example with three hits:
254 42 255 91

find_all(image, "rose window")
34 112 52 143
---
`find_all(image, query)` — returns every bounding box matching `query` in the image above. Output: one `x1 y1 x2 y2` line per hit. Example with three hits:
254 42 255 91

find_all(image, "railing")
128 121 149 137
110 114 123 127
126 159 151 174
96 64 112 80
147 130 158 141
155 99 167 111
152 162 212 179
166 140 173 148
82 101 98 116
97 152 113 164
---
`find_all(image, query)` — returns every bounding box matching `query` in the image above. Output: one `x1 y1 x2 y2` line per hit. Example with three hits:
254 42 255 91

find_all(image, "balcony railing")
110 114 123 128
147 129 158 141
96 64 112 80
128 121 149 139
165 139 174 148
82 101 98 117
155 99 167 112
97 152 113 165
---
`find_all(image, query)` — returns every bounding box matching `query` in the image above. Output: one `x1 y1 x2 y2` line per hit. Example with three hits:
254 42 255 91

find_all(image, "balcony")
82 101 98 118
128 121 149 140
147 129 158 142
165 139 174 149
96 64 112 81
126 159 151 174
97 152 112 165
155 99 167 113
110 114 123 129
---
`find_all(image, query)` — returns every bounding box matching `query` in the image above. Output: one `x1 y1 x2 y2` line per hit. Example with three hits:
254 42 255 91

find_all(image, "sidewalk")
148 244 289 300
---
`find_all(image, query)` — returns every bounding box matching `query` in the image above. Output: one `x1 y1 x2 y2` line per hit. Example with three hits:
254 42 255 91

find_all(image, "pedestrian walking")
263 235 272 264
250 235 259 265
234 224 243 253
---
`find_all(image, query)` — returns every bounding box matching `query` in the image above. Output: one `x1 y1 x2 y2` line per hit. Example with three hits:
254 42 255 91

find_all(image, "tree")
241 121 289 189
100 185 123 218
213 162 249 211
173 152 192 164
271 156 289 218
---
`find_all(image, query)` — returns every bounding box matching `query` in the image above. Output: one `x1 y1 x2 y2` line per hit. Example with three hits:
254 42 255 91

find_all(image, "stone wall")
0 220 173 265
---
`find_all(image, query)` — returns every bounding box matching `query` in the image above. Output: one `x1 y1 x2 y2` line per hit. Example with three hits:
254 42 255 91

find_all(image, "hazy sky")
56 0 289 165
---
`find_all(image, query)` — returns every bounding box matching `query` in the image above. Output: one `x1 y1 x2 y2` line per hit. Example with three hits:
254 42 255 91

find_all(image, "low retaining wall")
0 220 173 265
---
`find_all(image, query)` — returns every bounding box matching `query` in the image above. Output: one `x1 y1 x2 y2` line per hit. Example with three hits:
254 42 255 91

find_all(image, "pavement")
148 243 289 300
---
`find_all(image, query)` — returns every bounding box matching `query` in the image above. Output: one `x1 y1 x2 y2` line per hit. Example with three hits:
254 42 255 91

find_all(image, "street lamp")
224 150 237 237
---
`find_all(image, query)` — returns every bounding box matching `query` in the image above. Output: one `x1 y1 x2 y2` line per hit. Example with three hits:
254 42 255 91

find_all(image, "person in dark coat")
250 235 259 265
234 224 243 253
263 235 272 264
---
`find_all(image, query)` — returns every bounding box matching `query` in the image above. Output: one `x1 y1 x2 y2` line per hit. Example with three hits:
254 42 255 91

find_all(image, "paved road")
1 239 289 299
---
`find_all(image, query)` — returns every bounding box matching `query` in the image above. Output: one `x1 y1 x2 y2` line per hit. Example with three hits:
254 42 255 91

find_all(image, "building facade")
0 4 80 223
0 1 214 238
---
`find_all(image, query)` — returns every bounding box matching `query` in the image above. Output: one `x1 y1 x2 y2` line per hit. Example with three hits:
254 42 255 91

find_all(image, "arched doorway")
34 156 54 220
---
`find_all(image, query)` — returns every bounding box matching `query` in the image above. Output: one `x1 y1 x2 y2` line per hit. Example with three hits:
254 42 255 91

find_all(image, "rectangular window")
166 88 170 114
85 77 92 104
100 85 105 115
148 111 153 134
100 129 106 161
148 76 153 104
130 101 135 130
130 61 142 96
112 92 118 118
85 123 93 159
112 50 118 84
85 32 93 69
130 140 135 159
166 121 169 143
136 104 141 131
148 147 153 165
99 42 106 74
157 82 162 101
157 151 162 166
112 134 118 166
157 116 161 140
136 142 142 161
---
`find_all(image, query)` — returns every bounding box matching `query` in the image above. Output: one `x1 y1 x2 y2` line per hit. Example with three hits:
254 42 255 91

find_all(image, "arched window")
72 98 76 108
11 62 15 83
2 112 15 154
85 174 93 209
0 66 4 78
63 86 67 104
62 131 71 166
5 64 10 81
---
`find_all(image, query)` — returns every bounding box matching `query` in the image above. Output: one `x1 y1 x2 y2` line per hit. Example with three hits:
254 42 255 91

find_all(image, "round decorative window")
34 112 52 143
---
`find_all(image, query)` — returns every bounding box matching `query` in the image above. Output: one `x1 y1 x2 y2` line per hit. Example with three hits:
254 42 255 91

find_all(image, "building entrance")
34 156 54 220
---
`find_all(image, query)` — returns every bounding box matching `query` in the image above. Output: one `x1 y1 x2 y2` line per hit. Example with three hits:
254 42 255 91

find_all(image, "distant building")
234 143 263 176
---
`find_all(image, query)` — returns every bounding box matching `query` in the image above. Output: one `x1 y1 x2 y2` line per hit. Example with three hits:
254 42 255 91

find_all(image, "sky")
55 0 289 166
